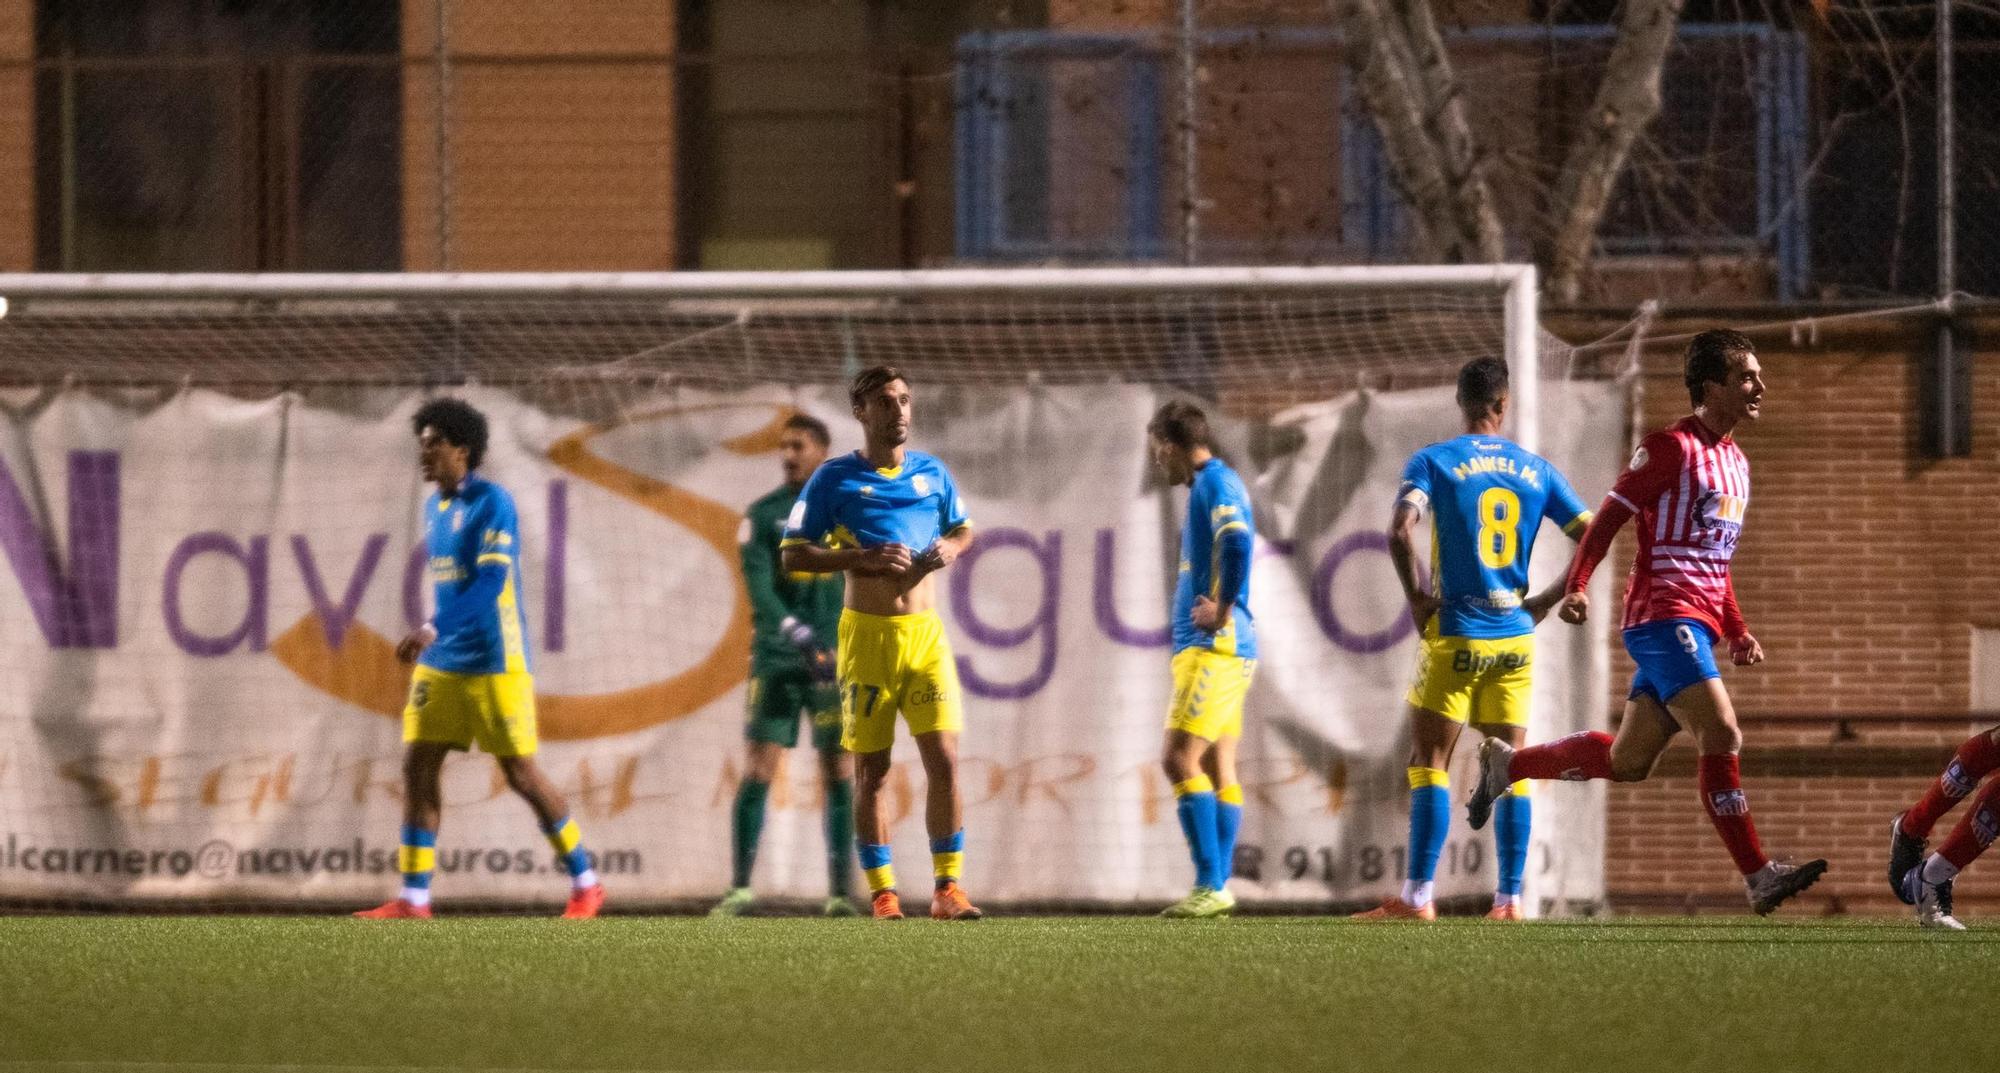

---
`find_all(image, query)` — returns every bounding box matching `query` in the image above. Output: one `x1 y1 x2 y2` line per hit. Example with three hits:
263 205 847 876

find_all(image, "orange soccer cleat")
353 898 432 920
562 884 606 919
1485 902 1524 921
930 882 984 921
1350 897 1436 921
871 890 905 920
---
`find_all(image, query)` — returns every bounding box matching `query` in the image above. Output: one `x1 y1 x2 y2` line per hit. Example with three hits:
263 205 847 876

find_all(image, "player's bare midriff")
844 566 938 617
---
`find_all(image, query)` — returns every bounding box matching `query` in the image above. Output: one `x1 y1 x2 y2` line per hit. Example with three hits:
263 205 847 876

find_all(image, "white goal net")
0 267 1621 915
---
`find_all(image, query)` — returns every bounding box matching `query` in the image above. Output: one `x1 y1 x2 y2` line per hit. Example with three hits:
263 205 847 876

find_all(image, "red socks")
1901 731 2000 840
1511 735 1773 877
1509 731 1614 782
1936 775 2000 870
1698 752 1768 875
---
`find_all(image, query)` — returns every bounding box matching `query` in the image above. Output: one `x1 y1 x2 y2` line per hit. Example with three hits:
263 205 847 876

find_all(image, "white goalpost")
0 265 1610 915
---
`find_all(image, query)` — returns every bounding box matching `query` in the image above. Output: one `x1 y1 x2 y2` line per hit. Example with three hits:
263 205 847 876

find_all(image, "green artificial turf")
0 916 1985 1073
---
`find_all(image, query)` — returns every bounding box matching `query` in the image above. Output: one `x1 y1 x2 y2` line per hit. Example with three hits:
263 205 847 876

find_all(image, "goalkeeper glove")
780 616 819 655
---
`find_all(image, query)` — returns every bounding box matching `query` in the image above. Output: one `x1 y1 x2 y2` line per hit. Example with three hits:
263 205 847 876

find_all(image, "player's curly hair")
784 412 831 447
850 365 909 409
1148 400 1211 451
1685 329 1755 407
412 397 489 470
1456 356 1509 418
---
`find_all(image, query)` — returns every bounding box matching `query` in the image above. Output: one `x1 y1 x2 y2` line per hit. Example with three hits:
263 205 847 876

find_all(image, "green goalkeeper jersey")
742 482 844 677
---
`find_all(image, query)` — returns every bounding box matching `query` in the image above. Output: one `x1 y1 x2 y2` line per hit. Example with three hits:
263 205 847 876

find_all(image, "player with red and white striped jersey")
1465 330 1828 915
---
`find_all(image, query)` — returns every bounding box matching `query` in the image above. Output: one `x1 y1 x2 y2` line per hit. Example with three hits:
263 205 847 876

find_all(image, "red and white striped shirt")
1567 415 1749 640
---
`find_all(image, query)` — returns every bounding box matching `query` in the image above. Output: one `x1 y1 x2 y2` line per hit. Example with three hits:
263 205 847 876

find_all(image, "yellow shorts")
1167 647 1256 742
1406 622 1533 727
403 665 540 757
836 608 964 754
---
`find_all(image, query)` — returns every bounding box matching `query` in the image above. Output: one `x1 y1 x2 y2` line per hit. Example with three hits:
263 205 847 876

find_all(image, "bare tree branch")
1328 0 1504 261
1544 0 1689 302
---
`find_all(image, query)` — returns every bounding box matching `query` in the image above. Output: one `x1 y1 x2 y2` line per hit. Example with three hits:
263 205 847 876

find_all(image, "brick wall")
1592 314 2000 914
401 0 676 270
0 0 31 271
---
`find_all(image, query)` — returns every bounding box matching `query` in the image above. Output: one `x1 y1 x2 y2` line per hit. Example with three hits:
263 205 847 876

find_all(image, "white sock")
400 886 432 907
1493 892 1520 909
573 868 600 891
1922 853 1961 886
1401 879 1434 909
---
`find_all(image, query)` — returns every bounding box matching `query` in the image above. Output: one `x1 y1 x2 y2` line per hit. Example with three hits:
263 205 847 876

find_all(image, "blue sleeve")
1397 450 1434 511
937 462 970 534
782 466 835 547
1543 464 1593 536
1216 527 1252 606
1207 472 1252 542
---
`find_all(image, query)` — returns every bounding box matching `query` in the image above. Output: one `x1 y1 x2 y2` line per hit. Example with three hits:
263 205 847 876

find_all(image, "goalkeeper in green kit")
712 412 855 916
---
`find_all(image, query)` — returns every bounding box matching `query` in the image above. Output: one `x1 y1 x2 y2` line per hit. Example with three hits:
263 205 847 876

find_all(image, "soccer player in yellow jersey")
356 398 605 920
1150 401 1258 919
781 366 981 921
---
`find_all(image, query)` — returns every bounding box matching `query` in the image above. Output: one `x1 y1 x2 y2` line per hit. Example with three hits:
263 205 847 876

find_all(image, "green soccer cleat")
1160 887 1235 919
708 887 755 917
822 896 860 917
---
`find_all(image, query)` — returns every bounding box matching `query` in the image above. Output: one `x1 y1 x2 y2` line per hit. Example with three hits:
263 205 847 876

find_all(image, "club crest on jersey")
1707 789 1749 817
451 509 464 532
912 474 931 495
1974 807 1999 848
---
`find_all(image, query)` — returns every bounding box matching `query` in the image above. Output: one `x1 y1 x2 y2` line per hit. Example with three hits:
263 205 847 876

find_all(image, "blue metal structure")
956 24 1812 299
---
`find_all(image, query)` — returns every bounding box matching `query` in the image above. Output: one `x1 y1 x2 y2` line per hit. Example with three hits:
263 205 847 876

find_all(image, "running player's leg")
1664 678 1826 912
1904 768 2000 929
1474 719 1529 918
1891 725 2000 902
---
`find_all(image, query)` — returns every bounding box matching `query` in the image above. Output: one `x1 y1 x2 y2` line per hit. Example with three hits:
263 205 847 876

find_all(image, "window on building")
35 0 402 271
679 0 1044 269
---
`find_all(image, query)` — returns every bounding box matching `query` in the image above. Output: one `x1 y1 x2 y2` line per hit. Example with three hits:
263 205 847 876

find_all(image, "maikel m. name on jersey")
1173 457 1257 659
1398 435 1591 639
780 450 969 556
1603 415 1750 639
421 474 532 675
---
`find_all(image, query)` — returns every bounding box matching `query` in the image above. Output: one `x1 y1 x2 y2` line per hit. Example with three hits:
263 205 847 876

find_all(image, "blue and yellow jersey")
781 450 970 555
420 474 533 675
1398 435 1590 640
1172 457 1257 659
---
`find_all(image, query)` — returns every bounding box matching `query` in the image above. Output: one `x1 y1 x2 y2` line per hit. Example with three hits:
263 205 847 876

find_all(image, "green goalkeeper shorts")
746 669 842 752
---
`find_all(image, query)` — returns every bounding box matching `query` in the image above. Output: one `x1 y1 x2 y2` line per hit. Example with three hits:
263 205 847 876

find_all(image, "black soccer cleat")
1466 737 1515 832
1888 812 1925 906
1748 858 1828 916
